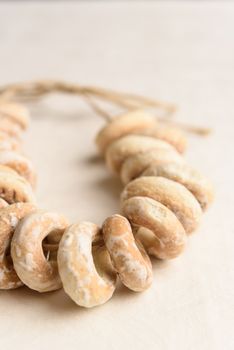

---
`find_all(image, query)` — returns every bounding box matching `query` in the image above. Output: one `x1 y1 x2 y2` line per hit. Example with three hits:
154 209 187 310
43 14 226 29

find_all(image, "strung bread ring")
0 165 35 203
0 164 17 176
142 163 214 210
131 124 187 154
0 131 22 152
120 148 184 184
102 214 153 292
0 150 36 188
0 198 8 209
96 111 187 155
96 111 156 155
0 102 30 130
58 222 117 308
121 176 202 233
121 196 186 259
0 119 22 138
106 135 174 174
0 203 37 289
11 211 68 292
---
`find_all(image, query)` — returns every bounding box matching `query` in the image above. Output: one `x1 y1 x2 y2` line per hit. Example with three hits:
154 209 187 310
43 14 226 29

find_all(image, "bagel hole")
5 244 13 265
92 244 116 285
42 228 65 261
134 226 160 256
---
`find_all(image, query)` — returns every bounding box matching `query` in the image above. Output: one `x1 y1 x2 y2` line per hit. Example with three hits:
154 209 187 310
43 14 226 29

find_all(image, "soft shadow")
151 257 171 271
76 153 123 206
80 153 104 166
112 258 171 303
2 286 87 315
93 176 123 200
115 281 141 300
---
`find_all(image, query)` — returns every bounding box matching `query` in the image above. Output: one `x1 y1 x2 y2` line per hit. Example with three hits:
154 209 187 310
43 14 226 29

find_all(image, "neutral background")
0 1 233 349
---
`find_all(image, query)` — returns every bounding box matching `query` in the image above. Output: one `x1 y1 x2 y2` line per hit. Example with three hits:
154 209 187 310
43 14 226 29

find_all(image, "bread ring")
102 214 153 292
121 176 202 233
142 163 214 210
96 111 156 155
121 196 186 259
120 148 184 184
0 151 36 188
11 211 68 292
0 164 17 176
58 222 117 308
0 165 35 204
132 124 187 154
106 135 173 174
0 131 22 152
95 111 187 155
0 119 22 138
0 102 30 130
0 198 8 209
0 203 37 289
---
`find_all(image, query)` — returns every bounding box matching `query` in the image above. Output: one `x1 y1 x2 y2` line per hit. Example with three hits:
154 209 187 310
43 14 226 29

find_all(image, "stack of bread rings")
0 104 214 308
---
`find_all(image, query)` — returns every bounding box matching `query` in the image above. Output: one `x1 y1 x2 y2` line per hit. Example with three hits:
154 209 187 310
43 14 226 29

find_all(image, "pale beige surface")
0 1 233 349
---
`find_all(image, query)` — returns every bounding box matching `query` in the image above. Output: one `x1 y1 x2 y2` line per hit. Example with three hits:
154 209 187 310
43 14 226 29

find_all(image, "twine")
0 80 210 135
